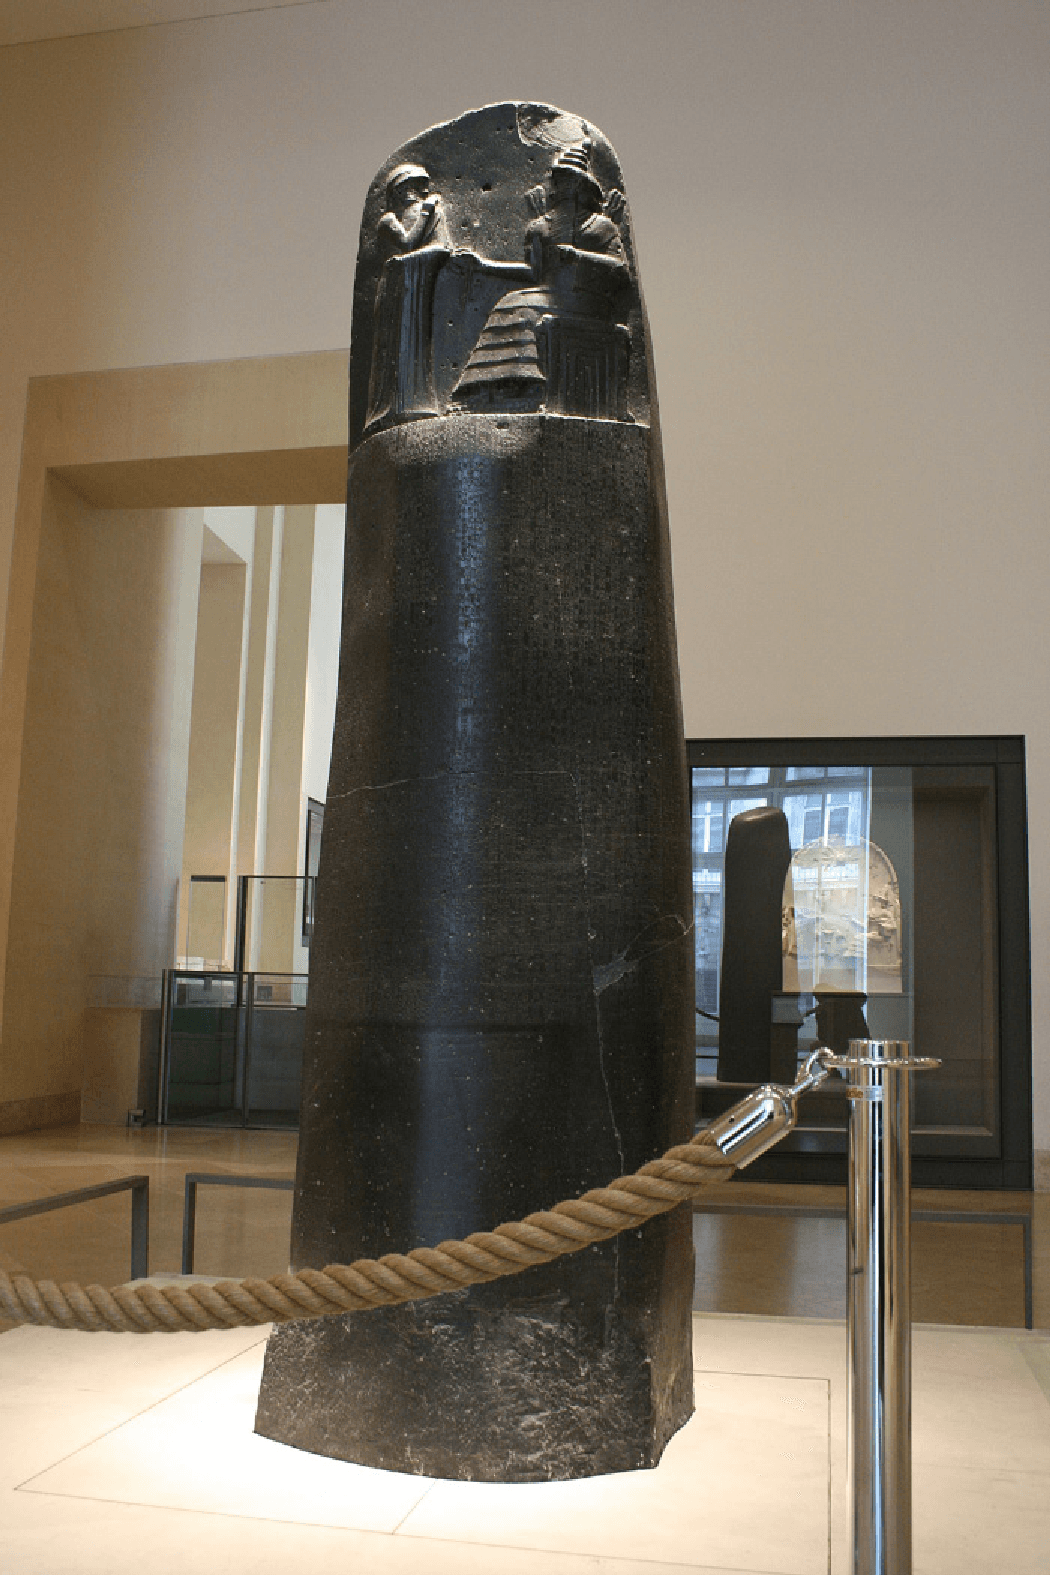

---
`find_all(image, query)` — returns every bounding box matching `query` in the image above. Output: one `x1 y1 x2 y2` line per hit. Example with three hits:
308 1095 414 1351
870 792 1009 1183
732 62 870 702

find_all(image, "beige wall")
179 504 330 977
179 560 247 964
302 504 345 809
252 505 315 975
0 2 1047 1147
3 483 202 1118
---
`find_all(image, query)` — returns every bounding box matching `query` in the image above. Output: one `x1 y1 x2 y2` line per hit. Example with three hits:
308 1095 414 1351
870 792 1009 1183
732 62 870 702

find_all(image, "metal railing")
0 1175 149 1281
691 1197 1033 1330
180 1172 295 1274
707 1040 943 1574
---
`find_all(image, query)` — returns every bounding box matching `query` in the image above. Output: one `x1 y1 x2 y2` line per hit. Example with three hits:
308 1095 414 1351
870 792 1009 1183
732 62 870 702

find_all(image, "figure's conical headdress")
551 138 603 205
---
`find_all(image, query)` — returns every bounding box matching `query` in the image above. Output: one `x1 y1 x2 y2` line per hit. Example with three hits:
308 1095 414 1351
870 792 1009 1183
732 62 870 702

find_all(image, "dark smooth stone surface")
814 991 870 1055
255 104 694 1481
717 806 793 1084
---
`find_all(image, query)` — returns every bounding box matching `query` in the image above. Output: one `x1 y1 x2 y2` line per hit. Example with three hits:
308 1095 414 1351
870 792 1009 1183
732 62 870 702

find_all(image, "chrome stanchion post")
707 1036 939 1574
823 1038 939 1575
850 1038 911 1575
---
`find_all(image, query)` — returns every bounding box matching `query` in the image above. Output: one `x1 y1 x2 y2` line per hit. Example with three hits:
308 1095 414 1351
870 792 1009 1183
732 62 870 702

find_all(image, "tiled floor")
1 1125 1049 1573
1 1312 1047 1574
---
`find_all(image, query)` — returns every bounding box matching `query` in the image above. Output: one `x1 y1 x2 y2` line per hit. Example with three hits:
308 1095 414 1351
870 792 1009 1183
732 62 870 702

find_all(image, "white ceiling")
0 0 318 49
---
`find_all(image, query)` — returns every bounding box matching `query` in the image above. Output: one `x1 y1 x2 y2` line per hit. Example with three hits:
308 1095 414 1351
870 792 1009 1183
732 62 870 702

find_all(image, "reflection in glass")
689 744 1028 1187
163 968 306 1128
728 794 768 822
718 806 792 1084
691 763 877 1047
692 762 913 1106
783 837 903 996
692 797 724 855
237 876 311 975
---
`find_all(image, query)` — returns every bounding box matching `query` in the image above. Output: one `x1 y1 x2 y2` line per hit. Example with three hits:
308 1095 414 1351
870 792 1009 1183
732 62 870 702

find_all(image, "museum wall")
0 1 1047 1156
302 504 346 813
180 508 258 964
1 487 203 1126
180 559 247 958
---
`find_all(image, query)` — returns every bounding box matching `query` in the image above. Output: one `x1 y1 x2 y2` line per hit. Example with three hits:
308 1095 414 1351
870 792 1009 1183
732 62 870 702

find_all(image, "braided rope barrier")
0 1128 735 1334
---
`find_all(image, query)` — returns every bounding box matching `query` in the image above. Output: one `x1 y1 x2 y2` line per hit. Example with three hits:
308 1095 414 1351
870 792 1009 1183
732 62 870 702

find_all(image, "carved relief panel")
351 104 652 443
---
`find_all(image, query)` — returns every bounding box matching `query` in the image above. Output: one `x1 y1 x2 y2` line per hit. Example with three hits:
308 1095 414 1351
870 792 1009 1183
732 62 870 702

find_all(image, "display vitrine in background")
689 737 1031 1189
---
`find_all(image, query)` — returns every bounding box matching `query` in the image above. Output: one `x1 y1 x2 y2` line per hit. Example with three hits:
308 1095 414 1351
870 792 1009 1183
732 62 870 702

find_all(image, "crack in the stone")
328 765 582 801
591 914 695 996
327 771 448 800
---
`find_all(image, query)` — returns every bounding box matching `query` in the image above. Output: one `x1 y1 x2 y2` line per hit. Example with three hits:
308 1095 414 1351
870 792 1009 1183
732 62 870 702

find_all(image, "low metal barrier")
692 1197 1033 1330
181 1172 295 1274
0 1175 149 1281
178 1170 1033 1330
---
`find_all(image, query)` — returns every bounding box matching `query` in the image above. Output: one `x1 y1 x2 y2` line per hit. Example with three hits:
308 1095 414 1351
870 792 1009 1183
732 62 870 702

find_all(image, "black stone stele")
254 103 695 1482
717 806 793 1086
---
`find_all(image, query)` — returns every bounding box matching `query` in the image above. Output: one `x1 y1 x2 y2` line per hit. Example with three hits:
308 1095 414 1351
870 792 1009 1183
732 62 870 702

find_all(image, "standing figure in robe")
365 163 451 430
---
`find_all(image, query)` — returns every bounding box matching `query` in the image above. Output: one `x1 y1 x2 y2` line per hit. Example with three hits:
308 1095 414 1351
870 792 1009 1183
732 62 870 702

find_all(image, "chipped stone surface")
256 1219 693 1482
255 104 693 1481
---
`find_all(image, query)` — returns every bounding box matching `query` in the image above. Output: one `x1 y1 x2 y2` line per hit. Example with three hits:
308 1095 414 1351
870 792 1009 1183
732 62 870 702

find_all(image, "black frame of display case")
687 735 1032 1190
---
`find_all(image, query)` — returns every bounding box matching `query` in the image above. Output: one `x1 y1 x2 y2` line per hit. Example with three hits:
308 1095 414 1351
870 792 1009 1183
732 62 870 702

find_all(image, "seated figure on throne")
453 139 634 420
523 139 626 269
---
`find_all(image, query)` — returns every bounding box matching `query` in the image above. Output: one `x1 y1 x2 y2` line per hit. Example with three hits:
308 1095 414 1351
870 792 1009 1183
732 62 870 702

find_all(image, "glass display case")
160 970 306 1128
689 737 1031 1188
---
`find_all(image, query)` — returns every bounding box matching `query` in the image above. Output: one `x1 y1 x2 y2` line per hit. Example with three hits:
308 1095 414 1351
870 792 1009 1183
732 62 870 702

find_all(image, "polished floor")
1 1124 1048 1574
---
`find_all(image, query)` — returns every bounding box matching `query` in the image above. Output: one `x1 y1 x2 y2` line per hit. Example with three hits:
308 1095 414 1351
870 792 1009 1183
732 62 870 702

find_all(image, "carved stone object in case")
255 103 693 1483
